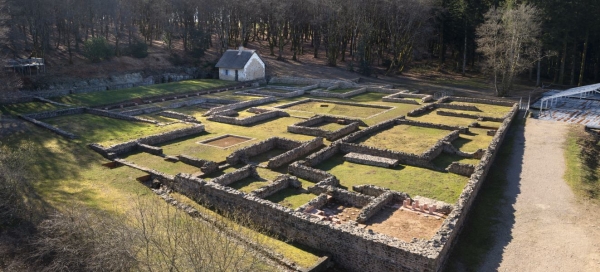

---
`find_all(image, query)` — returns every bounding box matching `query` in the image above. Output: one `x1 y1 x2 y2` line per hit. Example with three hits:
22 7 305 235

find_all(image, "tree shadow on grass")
444 118 525 271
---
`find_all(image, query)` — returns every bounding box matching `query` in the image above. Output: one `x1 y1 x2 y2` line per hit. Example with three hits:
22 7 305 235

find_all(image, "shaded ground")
470 119 600 271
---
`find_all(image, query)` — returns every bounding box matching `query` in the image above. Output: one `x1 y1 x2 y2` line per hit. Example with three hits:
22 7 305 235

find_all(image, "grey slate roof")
215 49 256 69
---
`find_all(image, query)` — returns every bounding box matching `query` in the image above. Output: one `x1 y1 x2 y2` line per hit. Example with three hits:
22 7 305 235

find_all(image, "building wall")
243 53 265 81
218 53 265 82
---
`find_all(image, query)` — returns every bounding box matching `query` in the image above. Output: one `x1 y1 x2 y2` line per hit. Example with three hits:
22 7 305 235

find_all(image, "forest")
1 0 600 90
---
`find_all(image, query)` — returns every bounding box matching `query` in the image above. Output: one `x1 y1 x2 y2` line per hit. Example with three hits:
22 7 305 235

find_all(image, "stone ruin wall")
86 108 157 124
343 153 399 168
209 165 257 186
445 162 476 177
430 103 518 269
177 154 219 175
288 115 362 141
326 122 361 141
19 115 78 139
448 96 515 107
396 119 469 133
226 137 303 165
267 137 324 169
288 162 337 183
23 107 86 119
159 111 198 122
269 76 357 89
208 110 289 126
120 106 163 116
435 103 480 112
309 87 367 99
420 131 460 161
356 191 396 223
251 175 301 199
89 125 205 158
165 173 438 272
304 143 341 167
137 143 163 156
204 96 277 116
307 185 374 208
436 110 504 123
296 194 329 212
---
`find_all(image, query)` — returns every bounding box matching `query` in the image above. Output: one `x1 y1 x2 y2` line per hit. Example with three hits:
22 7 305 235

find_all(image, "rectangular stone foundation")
343 152 399 168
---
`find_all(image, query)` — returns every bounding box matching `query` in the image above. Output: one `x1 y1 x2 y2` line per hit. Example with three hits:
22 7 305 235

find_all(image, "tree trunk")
462 20 467 76
570 41 577 86
559 37 567 84
578 29 589 86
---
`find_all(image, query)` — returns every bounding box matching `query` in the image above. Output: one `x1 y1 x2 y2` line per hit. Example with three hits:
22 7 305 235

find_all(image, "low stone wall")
366 87 407 94
86 108 157 124
267 137 324 169
288 162 337 183
396 118 468 133
382 92 425 105
89 125 205 158
296 194 329 213
351 185 391 197
204 96 277 116
274 98 392 112
343 153 399 168
209 165 257 186
382 97 420 105
208 110 289 126
356 191 395 223
420 131 460 161
436 103 480 112
340 143 438 170
120 106 163 116
436 110 504 122
159 111 198 122
309 88 367 99
307 185 374 208
177 154 218 175
33 96 72 107
304 144 341 167
137 143 163 156
431 103 519 269
18 115 78 139
23 107 85 119
226 137 303 165
445 162 475 177
338 118 397 143
288 116 362 141
251 175 301 199
269 76 357 89
448 96 515 107
442 143 484 159
239 87 306 98
407 104 437 117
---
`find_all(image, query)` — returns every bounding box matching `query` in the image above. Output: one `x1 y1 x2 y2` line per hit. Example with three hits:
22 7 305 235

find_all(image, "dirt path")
480 119 600 271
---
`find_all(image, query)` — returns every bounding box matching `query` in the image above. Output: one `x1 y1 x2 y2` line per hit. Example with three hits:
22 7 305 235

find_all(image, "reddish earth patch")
365 204 445 241
200 135 252 148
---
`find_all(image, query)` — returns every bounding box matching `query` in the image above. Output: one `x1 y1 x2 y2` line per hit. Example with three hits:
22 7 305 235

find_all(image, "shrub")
129 41 148 58
83 37 113 63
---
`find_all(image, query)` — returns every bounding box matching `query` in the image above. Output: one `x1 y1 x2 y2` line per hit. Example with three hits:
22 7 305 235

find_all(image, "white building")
215 47 265 82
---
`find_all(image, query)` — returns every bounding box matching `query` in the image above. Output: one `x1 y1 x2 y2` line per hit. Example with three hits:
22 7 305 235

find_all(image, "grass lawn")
52 79 233 106
229 176 272 193
137 113 179 123
124 152 202 175
285 101 390 118
409 109 501 128
432 154 481 169
312 121 346 131
452 128 494 152
0 101 68 115
564 127 600 202
266 188 316 209
317 154 467 203
354 125 450 154
169 105 209 119
324 88 359 94
43 113 192 146
448 101 513 118
160 117 315 162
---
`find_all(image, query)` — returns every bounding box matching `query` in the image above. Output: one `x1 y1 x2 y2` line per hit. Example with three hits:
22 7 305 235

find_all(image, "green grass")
448 102 513 118
43 113 192 146
409 109 501 128
313 122 346 131
564 127 600 202
52 79 233 106
0 101 68 115
266 187 316 209
285 101 390 118
452 128 494 152
138 114 179 123
432 154 481 169
124 152 202 175
160 117 315 162
355 125 450 154
317 154 467 203
229 176 272 193
324 88 359 93
444 118 522 271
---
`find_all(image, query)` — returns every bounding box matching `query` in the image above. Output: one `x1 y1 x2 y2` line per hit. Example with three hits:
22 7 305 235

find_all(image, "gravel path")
480 119 600 271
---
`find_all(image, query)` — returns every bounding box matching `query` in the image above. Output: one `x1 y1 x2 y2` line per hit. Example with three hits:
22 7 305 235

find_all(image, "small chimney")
238 46 243 55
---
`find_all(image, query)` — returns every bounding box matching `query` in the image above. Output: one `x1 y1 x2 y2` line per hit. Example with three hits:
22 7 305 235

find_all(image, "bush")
83 37 113 63
129 41 148 58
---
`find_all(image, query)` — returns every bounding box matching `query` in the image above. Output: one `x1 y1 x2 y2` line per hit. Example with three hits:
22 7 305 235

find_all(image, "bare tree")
476 4 542 96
